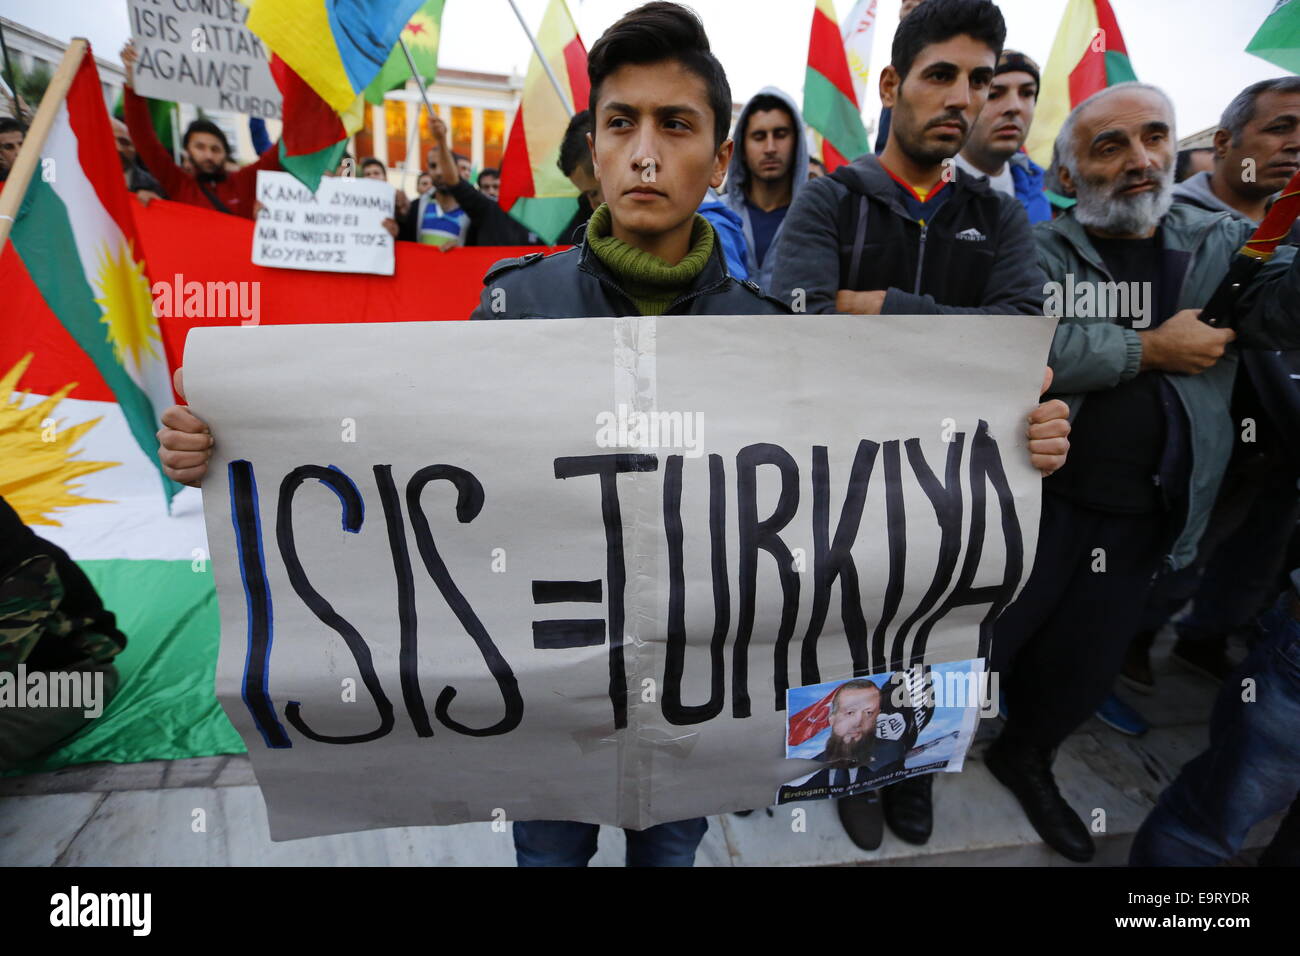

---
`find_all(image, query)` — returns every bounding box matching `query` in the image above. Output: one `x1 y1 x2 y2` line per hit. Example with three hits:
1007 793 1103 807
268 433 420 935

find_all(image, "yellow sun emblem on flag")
0 354 119 527
94 237 161 375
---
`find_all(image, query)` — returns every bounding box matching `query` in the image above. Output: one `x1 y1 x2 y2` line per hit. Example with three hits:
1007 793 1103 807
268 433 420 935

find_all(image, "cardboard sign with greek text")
253 171 396 276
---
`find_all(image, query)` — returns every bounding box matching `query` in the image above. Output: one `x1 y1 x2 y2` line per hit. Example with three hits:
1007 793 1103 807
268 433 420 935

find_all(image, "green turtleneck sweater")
585 203 716 316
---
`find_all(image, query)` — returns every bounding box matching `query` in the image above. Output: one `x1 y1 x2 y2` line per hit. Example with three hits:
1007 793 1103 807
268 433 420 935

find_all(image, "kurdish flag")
246 0 426 189
364 0 445 104
6 46 179 506
1025 0 1137 168
804 0 871 172
1247 0 1300 75
499 0 589 244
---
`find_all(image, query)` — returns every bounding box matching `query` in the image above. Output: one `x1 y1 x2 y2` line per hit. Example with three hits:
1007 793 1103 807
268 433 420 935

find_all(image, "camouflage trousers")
0 661 120 771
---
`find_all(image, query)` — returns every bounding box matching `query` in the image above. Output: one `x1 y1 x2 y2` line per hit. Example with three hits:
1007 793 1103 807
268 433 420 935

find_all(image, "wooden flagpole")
0 37 87 251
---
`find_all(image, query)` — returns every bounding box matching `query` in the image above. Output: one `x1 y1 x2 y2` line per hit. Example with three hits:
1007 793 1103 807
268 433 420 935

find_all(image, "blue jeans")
1130 591 1300 866
513 817 708 867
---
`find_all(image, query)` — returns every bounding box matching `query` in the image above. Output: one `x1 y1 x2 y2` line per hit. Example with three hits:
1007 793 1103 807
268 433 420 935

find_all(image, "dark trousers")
1130 591 1300 865
992 493 1166 750
1139 452 1300 642
512 817 708 867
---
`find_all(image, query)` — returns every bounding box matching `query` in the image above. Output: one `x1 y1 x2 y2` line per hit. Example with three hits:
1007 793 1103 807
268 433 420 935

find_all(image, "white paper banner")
185 313 1055 840
253 171 396 276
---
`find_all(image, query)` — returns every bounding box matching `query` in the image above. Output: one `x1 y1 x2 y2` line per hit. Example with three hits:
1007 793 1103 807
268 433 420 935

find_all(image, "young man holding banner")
158 1 1070 867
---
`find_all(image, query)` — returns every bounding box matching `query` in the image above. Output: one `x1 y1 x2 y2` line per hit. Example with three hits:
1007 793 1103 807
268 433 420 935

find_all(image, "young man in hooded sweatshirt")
156 1 1070 867
719 88 810 292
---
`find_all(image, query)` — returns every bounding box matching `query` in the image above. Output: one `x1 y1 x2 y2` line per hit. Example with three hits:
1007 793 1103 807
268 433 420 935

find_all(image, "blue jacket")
1009 152 1051 225
698 189 750 281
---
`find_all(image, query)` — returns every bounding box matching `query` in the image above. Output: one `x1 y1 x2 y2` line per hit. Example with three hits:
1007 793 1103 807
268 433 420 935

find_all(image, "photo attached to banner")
776 659 986 804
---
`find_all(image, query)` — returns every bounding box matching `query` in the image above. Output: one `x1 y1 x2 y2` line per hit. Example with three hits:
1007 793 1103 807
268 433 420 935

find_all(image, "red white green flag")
6 45 178 505
804 0 871 171
1026 0 1137 167
498 0 590 244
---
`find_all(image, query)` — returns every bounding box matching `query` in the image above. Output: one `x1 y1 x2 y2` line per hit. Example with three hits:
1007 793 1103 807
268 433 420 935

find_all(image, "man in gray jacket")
719 87 809 292
987 81 1300 864
1123 76 1300 690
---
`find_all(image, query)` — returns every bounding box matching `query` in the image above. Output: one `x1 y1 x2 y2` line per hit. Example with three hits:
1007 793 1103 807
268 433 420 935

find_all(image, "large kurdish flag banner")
8 48 179 506
1026 0 1136 168
2 192 550 773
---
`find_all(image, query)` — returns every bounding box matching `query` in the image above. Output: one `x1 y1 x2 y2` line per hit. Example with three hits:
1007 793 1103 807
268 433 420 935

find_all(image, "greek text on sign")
253 171 396 276
127 0 281 119
186 314 1054 839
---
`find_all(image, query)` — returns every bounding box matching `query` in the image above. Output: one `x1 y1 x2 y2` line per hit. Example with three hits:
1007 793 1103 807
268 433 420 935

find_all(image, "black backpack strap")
830 165 871 293
195 179 233 214
847 194 870 292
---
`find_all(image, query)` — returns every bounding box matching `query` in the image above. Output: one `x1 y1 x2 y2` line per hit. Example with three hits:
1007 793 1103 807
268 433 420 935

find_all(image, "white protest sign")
253 171 396 276
128 0 280 119
185 314 1055 840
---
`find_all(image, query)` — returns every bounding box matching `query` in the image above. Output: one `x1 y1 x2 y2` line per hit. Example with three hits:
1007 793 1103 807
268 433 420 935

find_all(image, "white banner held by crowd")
127 0 281 118
252 171 396 276
185 313 1056 840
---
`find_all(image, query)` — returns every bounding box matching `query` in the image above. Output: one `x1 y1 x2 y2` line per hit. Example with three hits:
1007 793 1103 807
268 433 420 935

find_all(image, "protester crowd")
4 0 1299 870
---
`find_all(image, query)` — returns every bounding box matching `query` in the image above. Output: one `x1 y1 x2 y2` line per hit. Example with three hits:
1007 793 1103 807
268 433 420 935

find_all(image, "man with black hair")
720 88 810 290
954 49 1050 224
399 140 469 247
771 0 1055 854
413 114 535 246
0 116 26 182
455 152 473 182
360 157 388 181
477 168 501 201
110 117 165 201
119 42 280 218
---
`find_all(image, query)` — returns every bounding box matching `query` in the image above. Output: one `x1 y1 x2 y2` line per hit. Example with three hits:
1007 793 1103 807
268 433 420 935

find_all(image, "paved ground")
0 632 1280 866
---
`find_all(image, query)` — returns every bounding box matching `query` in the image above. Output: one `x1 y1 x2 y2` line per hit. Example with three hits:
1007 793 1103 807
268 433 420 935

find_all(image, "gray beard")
1072 166 1175 235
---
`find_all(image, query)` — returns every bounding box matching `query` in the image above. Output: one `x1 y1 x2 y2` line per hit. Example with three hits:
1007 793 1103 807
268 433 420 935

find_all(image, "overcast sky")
2 0 1289 138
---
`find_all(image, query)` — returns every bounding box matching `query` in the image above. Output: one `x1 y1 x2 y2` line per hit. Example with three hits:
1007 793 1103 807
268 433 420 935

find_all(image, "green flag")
1247 0 1300 74
113 91 178 157
277 139 349 194
364 0 445 105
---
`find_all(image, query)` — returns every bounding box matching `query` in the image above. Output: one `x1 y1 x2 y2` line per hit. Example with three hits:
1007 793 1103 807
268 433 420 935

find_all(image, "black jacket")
769 153 1045 316
470 232 791 320
399 180 539 246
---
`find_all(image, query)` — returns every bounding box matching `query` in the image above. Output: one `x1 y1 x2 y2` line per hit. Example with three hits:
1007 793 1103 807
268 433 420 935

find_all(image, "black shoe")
837 789 884 851
1170 635 1233 683
882 774 933 845
1119 634 1156 695
985 733 1094 862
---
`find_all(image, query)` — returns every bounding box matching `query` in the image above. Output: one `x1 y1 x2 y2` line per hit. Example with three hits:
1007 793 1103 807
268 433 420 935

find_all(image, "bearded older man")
984 82 1300 863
